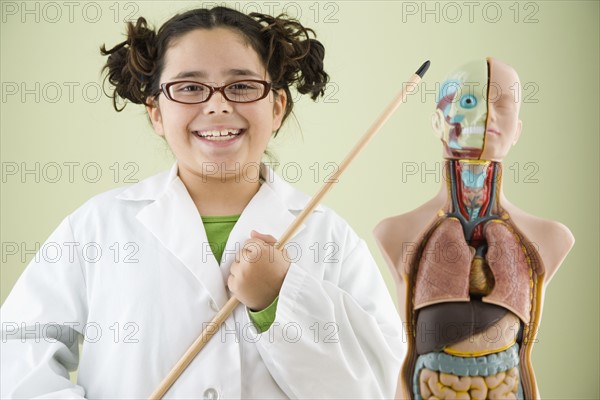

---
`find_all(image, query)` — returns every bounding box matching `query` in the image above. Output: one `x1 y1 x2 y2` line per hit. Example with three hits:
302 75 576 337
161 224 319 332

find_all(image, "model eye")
460 94 477 109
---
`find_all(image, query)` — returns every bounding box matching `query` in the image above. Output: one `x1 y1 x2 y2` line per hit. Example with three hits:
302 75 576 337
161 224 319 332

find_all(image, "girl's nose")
203 90 233 114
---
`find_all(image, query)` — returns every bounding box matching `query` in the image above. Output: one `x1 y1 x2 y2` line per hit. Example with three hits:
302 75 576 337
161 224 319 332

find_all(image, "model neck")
445 159 502 220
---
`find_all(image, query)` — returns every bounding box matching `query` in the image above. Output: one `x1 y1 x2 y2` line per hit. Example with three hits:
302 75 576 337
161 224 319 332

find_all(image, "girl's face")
147 28 286 181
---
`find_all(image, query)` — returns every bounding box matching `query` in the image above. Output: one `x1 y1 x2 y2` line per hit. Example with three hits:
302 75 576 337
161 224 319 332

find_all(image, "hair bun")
252 12 329 100
100 17 158 110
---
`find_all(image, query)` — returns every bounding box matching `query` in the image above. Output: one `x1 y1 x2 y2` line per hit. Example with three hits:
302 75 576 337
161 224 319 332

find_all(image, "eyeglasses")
157 79 273 104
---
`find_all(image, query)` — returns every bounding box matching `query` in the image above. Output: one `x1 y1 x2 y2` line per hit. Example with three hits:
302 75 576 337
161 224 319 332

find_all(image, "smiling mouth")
192 129 245 141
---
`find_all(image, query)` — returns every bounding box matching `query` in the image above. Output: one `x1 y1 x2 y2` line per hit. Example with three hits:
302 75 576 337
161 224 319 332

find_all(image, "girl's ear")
271 89 287 131
146 97 164 137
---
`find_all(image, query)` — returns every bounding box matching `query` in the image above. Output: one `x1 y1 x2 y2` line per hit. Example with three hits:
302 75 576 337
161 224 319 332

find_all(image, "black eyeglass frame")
155 79 274 104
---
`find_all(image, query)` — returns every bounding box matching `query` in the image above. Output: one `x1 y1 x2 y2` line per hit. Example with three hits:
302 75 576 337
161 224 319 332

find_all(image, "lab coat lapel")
135 174 229 310
220 181 304 277
120 162 319 314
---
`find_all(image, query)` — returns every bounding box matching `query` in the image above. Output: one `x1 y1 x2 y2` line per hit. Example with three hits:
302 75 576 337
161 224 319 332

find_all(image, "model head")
432 57 522 161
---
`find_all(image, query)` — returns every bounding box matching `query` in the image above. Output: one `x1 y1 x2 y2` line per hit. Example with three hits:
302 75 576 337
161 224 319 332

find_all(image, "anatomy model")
374 58 574 399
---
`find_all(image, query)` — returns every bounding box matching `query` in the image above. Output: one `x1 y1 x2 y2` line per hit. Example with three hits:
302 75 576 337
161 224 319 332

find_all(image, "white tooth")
197 129 242 138
462 126 484 135
204 135 235 141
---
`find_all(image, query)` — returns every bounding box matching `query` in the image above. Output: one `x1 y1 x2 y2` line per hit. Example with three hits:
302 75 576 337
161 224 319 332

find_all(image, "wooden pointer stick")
148 60 431 400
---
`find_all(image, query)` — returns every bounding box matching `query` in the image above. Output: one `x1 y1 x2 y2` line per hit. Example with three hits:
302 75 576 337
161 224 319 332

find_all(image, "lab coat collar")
114 163 177 203
115 162 322 313
116 162 322 212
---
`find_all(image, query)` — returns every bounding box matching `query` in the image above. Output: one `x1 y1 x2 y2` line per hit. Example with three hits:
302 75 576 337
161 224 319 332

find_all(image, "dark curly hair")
100 6 329 135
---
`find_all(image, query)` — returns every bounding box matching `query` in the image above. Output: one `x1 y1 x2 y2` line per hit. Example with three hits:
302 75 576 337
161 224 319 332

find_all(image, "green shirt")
201 214 277 333
201 214 240 265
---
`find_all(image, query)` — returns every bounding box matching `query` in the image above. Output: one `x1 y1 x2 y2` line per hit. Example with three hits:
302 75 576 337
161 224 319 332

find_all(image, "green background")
1 1 598 397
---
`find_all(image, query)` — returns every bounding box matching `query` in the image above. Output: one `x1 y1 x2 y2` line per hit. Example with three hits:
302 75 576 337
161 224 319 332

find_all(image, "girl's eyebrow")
170 69 262 80
228 69 263 78
170 71 205 80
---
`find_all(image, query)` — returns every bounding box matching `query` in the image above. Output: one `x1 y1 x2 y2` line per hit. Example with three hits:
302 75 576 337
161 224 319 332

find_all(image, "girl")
1 6 403 399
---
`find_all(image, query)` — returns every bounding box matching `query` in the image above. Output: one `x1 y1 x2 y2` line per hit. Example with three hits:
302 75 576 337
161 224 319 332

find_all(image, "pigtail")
252 13 329 100
100 17 158 111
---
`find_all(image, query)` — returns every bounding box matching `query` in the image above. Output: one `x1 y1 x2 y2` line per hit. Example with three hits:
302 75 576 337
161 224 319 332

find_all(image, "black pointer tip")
416 60 431 78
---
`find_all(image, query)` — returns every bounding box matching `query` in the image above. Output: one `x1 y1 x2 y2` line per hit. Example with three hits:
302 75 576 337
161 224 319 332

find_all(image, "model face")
433 59 488 159
147 28 286 180
432 58 522 161
480 58 522 161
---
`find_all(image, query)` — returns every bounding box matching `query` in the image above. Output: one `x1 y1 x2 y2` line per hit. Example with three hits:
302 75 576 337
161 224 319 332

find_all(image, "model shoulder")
373 196 445 271
504 204 575 283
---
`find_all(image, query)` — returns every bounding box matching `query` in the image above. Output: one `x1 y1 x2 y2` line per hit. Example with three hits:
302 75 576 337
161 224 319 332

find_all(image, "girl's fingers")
250 230 278 245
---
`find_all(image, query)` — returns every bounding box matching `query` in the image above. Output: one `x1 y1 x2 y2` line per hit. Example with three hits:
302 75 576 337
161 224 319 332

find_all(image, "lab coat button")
209 299 219 312
203 388 219 400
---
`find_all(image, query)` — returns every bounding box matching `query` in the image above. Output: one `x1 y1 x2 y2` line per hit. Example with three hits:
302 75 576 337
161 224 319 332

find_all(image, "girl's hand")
227 230 290 311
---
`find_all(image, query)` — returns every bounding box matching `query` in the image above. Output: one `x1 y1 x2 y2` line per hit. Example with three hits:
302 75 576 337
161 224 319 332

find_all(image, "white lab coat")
1 162 404 399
